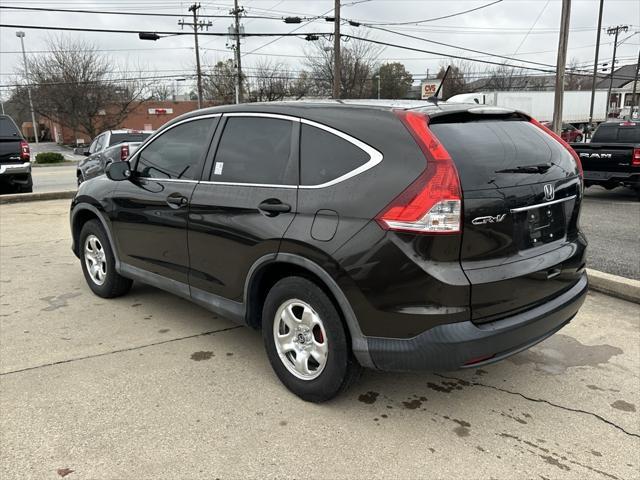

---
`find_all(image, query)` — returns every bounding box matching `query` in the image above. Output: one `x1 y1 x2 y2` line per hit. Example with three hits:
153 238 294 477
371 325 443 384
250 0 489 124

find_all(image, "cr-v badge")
472 214 506 225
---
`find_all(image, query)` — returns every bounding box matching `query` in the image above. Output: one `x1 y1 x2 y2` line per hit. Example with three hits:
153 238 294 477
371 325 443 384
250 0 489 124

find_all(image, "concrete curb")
587 268 640 304
0 190 75 205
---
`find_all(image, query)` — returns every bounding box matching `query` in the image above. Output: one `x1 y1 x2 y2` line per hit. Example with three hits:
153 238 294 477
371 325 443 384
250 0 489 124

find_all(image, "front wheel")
262 277 361 402
79 219 132 298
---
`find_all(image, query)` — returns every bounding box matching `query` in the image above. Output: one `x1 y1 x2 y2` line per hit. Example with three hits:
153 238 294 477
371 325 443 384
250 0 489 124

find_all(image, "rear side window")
592 123 640 143
430 120 576 191
109 132 153 146
211 117 295 185
300 124 369 186
0 117 20 138
135 118 214 180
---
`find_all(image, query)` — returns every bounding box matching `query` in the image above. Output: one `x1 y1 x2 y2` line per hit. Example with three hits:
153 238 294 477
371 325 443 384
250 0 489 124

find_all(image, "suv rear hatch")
0 116 25 164
427 110 585 322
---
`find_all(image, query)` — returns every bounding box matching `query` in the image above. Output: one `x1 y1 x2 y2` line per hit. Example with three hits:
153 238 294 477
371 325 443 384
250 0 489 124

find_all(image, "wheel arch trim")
70 203 121 270
244 252 374 368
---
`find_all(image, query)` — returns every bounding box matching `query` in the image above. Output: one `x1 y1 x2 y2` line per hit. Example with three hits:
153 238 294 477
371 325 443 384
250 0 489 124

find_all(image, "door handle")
258 199 291 216
166 194 188 209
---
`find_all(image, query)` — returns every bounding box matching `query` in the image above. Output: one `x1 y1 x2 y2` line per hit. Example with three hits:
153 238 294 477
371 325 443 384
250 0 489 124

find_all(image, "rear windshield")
108 132 153 146
591 123 640 143
0 117 21 139
430 119 577 191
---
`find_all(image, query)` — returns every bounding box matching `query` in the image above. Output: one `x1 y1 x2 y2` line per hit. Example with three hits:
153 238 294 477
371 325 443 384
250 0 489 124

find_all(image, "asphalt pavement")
1 199 639 480
581 187 640 280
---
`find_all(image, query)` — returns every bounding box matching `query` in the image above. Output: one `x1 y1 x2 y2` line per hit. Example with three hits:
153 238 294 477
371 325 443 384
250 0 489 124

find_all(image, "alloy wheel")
273 299 328 380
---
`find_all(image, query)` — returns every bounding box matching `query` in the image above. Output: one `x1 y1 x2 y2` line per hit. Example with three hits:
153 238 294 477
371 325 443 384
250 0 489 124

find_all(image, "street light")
15 31 39 147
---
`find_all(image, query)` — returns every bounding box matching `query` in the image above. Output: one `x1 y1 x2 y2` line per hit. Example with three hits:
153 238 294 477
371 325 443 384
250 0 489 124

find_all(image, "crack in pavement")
435 373 640 439
0 325 242 376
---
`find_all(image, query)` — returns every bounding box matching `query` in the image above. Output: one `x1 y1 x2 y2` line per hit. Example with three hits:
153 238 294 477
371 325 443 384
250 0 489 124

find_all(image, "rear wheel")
262 276 361 402
79 220 132 298
575 134 583 142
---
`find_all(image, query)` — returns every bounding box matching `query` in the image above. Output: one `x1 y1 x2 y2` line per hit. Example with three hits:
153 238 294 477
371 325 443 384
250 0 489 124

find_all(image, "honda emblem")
543 184 555 201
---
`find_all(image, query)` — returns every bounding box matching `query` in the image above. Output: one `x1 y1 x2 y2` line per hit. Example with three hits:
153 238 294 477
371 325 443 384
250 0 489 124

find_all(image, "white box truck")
447 90 609 126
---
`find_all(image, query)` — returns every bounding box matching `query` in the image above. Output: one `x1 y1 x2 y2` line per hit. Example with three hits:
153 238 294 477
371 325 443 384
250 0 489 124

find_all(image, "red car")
542 122 584 142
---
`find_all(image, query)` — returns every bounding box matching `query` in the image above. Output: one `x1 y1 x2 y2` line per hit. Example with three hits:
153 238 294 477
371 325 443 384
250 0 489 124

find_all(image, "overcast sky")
0 0 638 99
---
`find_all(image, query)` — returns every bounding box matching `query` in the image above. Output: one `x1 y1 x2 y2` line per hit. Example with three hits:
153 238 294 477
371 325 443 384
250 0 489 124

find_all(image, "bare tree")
565 58 590 90
202 59 240 105
484 64 527 91
149 82 174 101
305 37 381 98
289 71 313 100
248 61 291 102
16 36 147 139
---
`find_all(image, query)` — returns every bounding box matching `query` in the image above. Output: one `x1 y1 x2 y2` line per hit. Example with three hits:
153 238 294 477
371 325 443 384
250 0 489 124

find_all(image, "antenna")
428 65 450 104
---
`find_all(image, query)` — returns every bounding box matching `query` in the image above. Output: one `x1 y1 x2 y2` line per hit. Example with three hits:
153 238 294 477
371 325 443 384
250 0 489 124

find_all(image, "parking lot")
1 199 638 479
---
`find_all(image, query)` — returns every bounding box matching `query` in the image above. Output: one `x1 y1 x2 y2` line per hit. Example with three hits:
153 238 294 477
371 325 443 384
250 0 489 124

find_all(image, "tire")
575 134 583 142
262 276 361 402
20 174 33 193
79 219 132 298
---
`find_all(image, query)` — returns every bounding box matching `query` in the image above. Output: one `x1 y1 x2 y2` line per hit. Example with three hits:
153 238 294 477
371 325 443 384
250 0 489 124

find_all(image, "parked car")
70 102 588 401
0 114 32 193
77 129 153 185
542 121 584 142
571 120 640 198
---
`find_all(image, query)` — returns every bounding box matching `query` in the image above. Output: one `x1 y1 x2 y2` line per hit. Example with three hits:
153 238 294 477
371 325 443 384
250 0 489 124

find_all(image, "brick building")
41 100 203 145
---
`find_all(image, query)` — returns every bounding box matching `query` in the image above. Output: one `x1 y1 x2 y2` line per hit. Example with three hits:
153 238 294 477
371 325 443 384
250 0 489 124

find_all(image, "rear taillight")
375 111 462 234
20 140 30 161
120 144 130 160
530 118 583 178
632 148 640 167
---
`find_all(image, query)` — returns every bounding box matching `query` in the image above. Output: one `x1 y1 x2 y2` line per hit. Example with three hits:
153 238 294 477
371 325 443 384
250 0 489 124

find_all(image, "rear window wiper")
495 163 552 174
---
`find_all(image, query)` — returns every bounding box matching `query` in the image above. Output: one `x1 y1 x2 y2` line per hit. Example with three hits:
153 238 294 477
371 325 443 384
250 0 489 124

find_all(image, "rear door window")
616 125 640 143
135 118 215 180
430 119 576 191
0 117 21 138
211 116 296 185
109 132 153 146
300 124 370 186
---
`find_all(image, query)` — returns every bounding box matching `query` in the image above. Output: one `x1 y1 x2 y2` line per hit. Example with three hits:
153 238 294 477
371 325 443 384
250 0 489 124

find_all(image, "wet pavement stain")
590 450 603 457
540 455 571 471
226 352 234 356
358 391 379 404
158 329 170 334
586 384 620 393
131 303 142 307
279 420 287 426
40 292 81 311
451 418 471 437
402 399 422 410
494 409 528 425
508 334 623 374
190 351 214 361
56 468 74 477
611 400 636 412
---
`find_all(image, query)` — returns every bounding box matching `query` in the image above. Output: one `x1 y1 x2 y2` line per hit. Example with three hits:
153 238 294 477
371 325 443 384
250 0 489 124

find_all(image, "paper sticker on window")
214 162 224 175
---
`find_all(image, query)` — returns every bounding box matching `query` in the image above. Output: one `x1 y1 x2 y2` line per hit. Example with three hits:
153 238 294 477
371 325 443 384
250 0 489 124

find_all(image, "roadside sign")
148 108 173 115
421 80 442 100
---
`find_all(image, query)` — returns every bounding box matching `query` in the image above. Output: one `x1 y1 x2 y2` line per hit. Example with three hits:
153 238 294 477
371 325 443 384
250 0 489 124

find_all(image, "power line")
0 23 331 37
346 0 503 26
0 5 282 19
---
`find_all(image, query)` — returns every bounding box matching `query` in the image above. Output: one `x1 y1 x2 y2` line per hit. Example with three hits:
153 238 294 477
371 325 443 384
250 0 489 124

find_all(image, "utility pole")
16 31 38 146
332 0 341 99
232 0 244 103
606 25 629 117
631 49 640 119
179 4 211 109
552 0 571 134
588 0 604 129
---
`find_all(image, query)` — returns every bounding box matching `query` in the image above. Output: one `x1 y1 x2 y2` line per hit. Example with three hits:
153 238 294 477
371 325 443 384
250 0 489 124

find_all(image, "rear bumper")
366 272 588 371
584 171 639 188
0 162 31 177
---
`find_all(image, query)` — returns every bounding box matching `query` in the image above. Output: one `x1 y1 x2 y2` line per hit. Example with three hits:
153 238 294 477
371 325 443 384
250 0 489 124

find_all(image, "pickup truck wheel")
79 220 132 298
262 276 361 402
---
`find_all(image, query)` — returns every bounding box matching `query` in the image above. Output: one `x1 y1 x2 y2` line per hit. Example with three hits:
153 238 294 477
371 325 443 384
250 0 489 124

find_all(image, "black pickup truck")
0 114 32 193
571 120 640 198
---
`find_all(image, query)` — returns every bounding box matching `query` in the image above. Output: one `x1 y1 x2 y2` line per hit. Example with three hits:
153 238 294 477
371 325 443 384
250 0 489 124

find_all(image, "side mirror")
106 160 132 181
